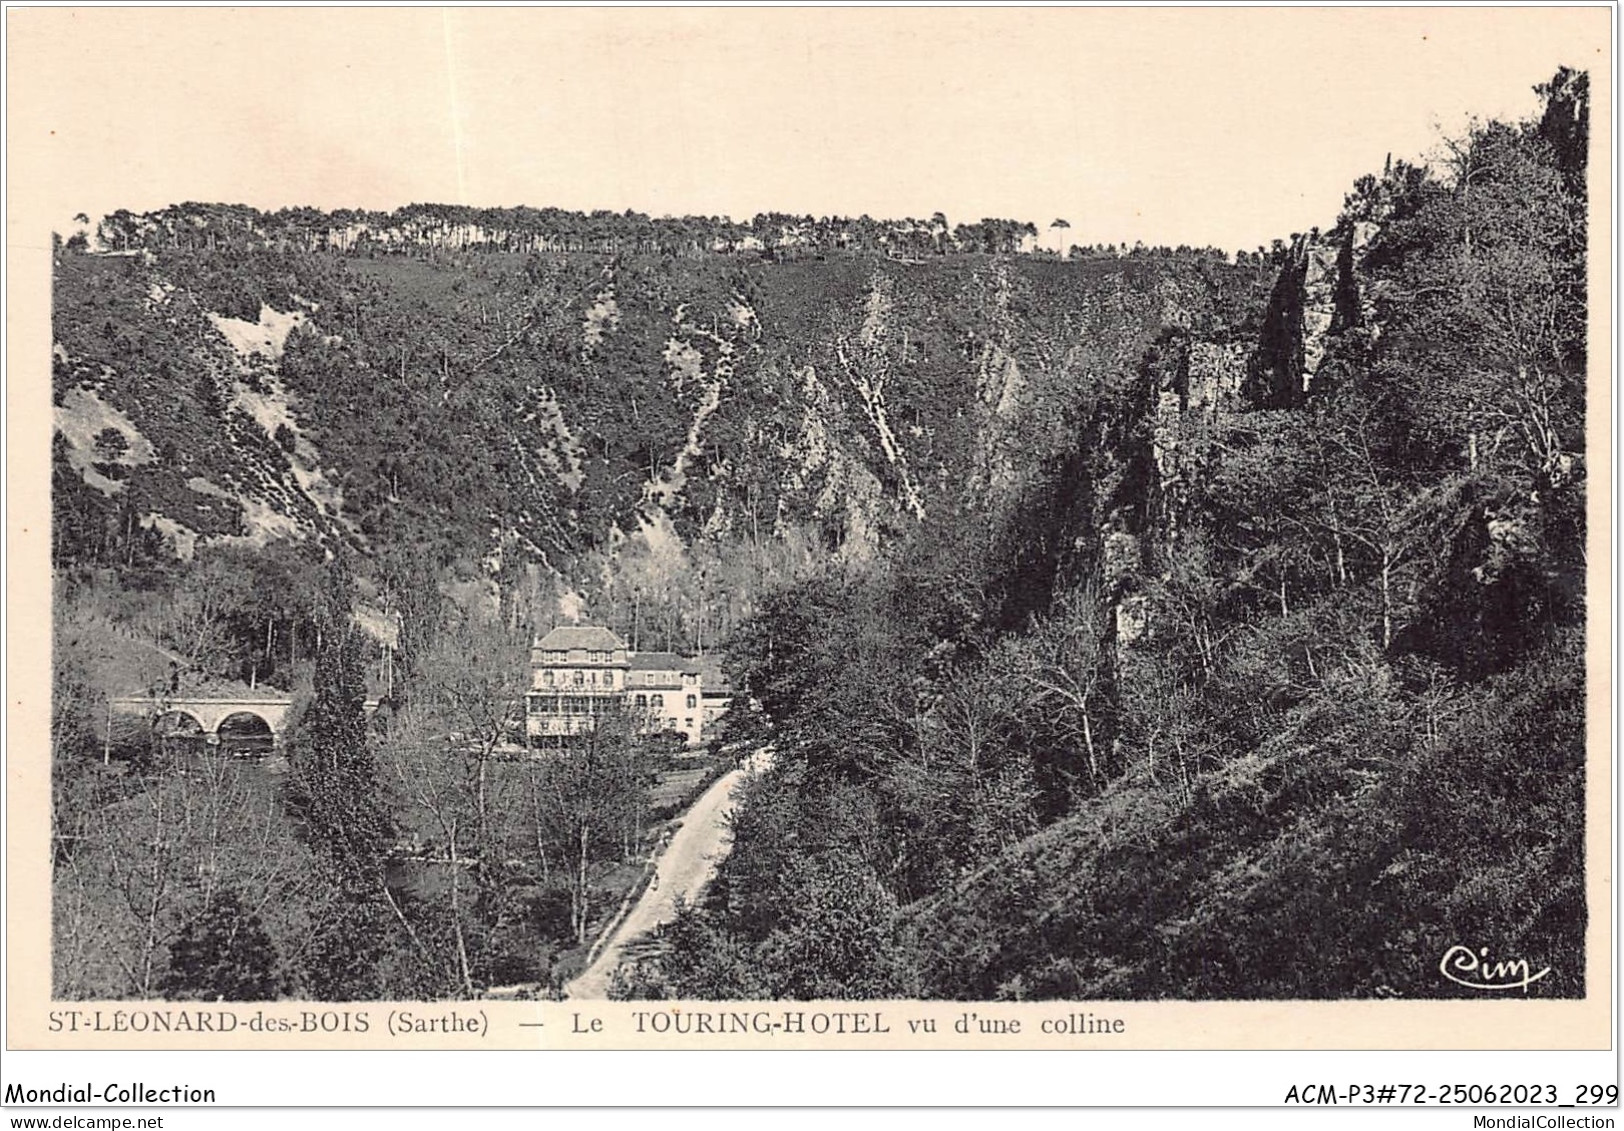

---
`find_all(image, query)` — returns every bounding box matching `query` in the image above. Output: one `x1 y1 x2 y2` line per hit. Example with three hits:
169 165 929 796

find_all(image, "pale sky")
7 7 1612 253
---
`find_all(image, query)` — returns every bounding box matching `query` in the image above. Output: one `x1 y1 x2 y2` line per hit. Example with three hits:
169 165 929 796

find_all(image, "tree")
1010 585 1117 799
284 558 420 996
160 552 254 678
52 745 314 1000
1312 394 1438 650
290 624 388 867
380 608 529 994
1049 217 1071 256
525 711 649 946
91 426 129 469
160 889 284 1000
1382 123 1583 491
747 851 914 999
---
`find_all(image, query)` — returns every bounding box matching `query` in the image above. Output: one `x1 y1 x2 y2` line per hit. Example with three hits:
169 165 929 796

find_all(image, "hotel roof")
534 625 627 652
627 650 702 674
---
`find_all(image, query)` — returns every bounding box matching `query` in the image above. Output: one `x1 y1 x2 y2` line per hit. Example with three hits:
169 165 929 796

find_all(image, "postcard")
5 7 1612 1078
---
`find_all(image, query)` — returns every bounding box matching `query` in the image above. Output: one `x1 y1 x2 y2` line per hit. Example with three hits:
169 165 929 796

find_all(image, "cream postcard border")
4 5 1613 1053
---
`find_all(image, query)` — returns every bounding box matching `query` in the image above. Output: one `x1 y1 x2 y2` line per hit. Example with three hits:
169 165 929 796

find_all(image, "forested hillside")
50 69 1589 1001
51 175 1263 1001
619 69 1592 1000
54 191 1267 657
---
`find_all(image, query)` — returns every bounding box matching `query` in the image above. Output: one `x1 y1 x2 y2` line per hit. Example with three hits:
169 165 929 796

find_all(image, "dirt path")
564 750 769 999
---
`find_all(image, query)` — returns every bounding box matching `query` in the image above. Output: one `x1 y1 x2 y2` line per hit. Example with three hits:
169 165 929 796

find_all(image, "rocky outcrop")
1186 340 1249 417
1247 235 1335 407
1113 210 1385 659
1140 331 1251 558
1244 215 1383 409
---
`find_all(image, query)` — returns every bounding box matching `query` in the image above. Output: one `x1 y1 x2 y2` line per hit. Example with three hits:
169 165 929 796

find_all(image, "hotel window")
651 694 664 709
635 694 647 708
604 671 616 689
543 671 554 686
685 718 695 731
686 694 697 709
573 671 584 686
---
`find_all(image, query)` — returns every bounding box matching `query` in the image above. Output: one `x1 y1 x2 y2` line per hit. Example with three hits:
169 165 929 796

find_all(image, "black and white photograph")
12 5 1609 1043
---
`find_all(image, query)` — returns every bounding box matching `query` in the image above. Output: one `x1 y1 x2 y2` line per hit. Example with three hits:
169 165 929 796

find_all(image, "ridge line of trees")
75 203 1242 265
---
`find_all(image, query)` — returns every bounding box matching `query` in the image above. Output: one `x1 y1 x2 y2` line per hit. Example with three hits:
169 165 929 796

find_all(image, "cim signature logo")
1439 945 1552 993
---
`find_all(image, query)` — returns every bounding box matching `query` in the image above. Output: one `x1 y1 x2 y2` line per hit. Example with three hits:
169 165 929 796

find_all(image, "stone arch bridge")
110 695 296 745
110 694 383 747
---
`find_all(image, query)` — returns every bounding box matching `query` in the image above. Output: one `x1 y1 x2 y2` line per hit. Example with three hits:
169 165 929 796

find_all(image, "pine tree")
287 558 394 870
284 557 418 996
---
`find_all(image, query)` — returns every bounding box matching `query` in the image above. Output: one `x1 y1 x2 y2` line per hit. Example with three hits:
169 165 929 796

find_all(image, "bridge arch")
217 710 275 737
216 711 276 756
152 710 206 737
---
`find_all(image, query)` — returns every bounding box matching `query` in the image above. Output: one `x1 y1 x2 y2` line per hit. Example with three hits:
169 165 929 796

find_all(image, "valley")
47 68 1591 1002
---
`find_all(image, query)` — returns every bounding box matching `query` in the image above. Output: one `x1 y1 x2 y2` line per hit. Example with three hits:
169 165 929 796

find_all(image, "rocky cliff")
52 228 1272 613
